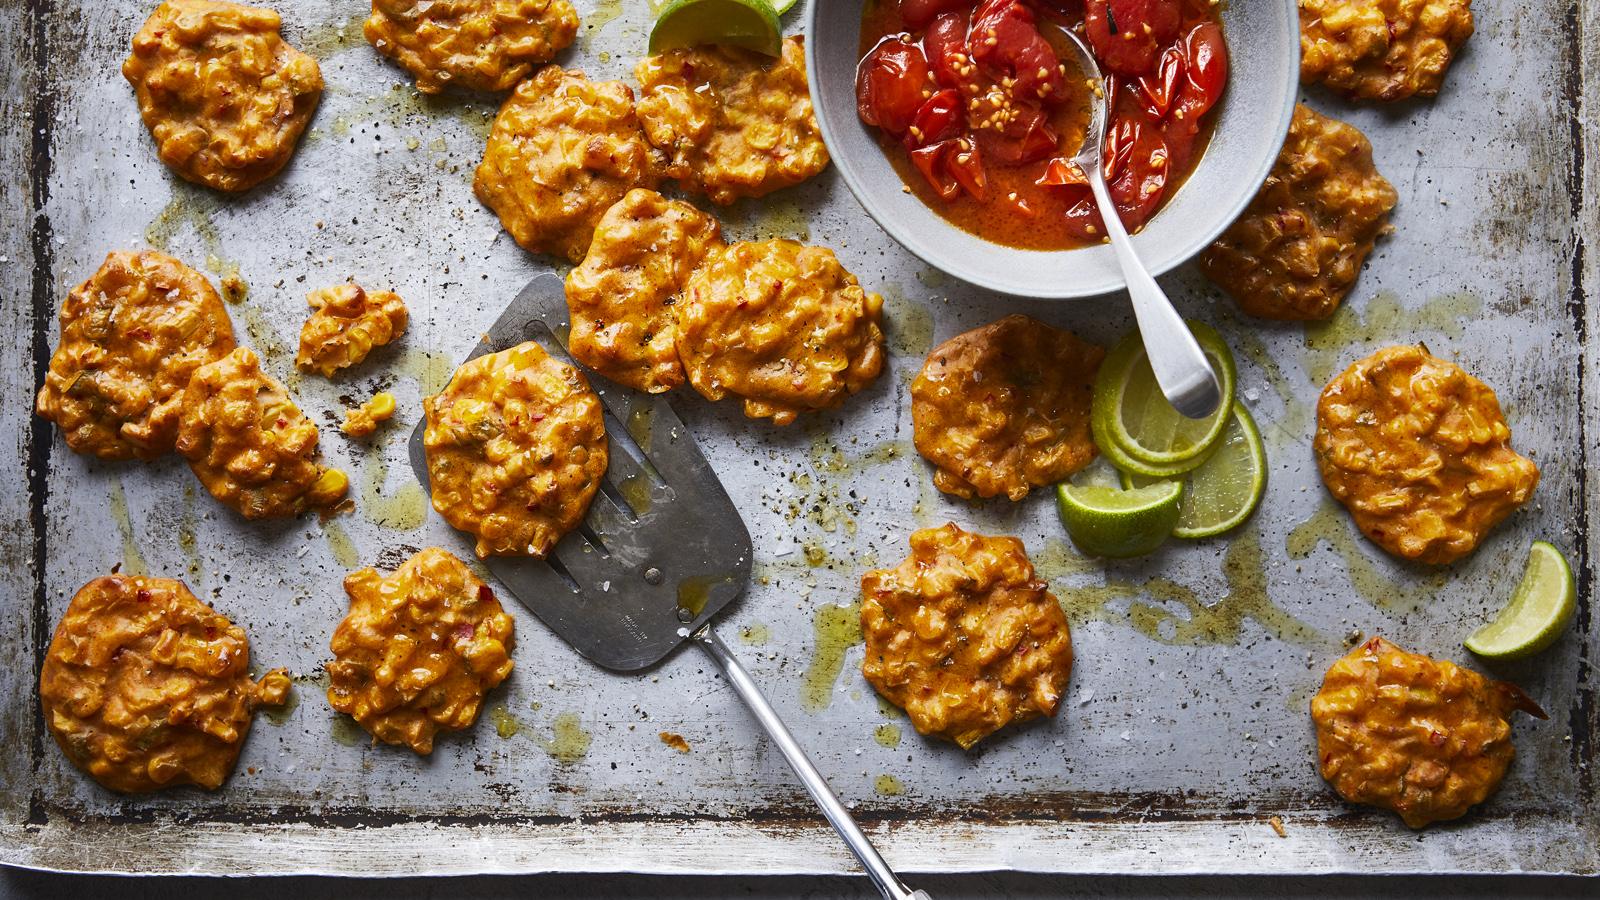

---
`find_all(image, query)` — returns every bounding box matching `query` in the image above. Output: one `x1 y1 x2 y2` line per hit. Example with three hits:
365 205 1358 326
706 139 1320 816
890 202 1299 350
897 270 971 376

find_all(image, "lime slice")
1122 403 1266 539
769 0 798 13
1092 322 1238 467
1092 405 1217 478
1055 481 1182 559
1465 541 1577 661
650 0 783 56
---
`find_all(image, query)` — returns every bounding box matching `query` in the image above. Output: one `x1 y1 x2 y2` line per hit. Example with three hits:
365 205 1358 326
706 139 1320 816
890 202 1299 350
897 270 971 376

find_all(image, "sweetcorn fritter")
1312 636 1544 828
327 547 515 755
1315 345 1539 564
123 0 322 192
39 575 289 793
36 250 237 460
861 523 1074 749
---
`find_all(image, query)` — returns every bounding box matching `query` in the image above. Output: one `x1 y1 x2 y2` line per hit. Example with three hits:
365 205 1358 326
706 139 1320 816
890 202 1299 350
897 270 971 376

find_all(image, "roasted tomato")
907 88 964 147
901 0 974 29
911 139 989 201
925 11 970 88
1163 22 1227 169
857 36 932 136
970 0 1067 103
1084 0 1182 75
977 104 1059 165
1050 107 1169 240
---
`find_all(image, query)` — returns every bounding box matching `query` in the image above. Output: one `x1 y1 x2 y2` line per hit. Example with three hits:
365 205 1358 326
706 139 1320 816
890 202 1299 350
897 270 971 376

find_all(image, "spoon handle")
1085 174 1223 419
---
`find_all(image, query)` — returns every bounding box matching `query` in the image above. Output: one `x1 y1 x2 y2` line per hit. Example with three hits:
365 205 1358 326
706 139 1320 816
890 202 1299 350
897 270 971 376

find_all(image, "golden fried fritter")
1300 0 1473 101
1315 345 1539 564
36 250 237 460
341 392 397 437
423 341 607 558
1312 636 1545 828
861 523 1074 749
364 0 578 95
635 36 829 205
473 66 664 262
39 575 289 793
565 189 723 393
123 0 322 192
676 240 885 425
176 347 349 519
911 315 1102 500
327 547 514 754
1201 105 1397 321
295 284 409 377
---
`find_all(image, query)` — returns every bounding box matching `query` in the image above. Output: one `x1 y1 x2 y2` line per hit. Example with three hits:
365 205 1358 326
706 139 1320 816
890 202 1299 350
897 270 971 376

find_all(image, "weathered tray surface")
1 0 1595 877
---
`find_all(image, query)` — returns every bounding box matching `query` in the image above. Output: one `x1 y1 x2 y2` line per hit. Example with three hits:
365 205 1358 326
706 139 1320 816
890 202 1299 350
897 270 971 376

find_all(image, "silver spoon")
1052 25 1222 419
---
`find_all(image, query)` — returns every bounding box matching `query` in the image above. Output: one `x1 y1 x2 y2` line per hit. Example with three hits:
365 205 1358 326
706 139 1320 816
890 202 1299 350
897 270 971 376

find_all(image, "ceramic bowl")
805 0 1300 299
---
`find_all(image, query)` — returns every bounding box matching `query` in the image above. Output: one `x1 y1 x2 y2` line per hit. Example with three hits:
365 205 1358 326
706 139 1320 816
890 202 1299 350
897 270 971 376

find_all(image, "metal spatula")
408 274 929 900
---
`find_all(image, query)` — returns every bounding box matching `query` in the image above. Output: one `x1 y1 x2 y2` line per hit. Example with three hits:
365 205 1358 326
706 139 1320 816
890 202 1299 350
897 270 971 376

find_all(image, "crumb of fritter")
364 0 578 95
176 347 349 519
473 66 664 262
565 189 723 393
861 523 1074 749
341 392 397 437
295 283 408 377
36 250 237 460
327 547 515 754
635 37 828 205
123 0 322 192
1312 635 1544 828
1300 0 1473 101
422 341 607 557
1201 105 1397 321
676 239 885 425
39 575 288 793
1315 345 1539 564
911 315 1102 500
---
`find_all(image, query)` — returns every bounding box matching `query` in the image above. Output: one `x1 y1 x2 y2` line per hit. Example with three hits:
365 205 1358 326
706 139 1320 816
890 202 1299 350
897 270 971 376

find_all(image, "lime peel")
1092 321 1238 467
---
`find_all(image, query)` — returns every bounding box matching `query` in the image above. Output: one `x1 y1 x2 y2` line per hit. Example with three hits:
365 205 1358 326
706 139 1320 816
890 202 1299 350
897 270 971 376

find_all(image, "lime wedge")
650 0 783 56
769 0 798 13
1092 322 1237 467
1123 403 1266 539
1055 480 1182 559
1465 541 1576 661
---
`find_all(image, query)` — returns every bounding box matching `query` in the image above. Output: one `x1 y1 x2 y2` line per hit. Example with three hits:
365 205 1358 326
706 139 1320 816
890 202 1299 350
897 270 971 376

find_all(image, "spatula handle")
690 624 930 900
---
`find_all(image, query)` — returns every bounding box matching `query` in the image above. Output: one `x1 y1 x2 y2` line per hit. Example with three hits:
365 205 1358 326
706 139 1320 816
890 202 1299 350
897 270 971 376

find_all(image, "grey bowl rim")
803 0 1301 300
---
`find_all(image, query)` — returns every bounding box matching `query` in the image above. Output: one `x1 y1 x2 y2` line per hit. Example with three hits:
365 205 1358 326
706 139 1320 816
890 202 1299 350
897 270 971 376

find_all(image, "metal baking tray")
1 0 1594 877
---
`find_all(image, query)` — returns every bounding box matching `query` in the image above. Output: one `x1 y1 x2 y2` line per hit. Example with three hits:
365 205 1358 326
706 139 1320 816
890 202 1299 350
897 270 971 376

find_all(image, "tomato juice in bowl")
805 0 1298 298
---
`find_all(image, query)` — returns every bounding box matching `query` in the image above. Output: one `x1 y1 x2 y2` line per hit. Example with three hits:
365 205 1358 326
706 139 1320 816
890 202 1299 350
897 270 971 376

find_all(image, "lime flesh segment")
1465 541 1577 661
1055 480 1182 559
1123 404 1266 539
768 0 798 12
650 0 783 56
1092 321 1238 467
1093 404 1217 478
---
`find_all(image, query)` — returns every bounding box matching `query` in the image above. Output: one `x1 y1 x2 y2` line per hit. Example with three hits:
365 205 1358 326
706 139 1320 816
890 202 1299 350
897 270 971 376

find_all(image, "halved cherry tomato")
1138 46 1184 119
909 139 989 201
1048 108 1169 239
946 139 989 200
857 36 931 136
900 0 972 29
1084 0 1182 75
1162 22 1227 169
906 88 964 148
925 11 970 88
1182 20 1227 106
910 142 962 200
970 0 1068 104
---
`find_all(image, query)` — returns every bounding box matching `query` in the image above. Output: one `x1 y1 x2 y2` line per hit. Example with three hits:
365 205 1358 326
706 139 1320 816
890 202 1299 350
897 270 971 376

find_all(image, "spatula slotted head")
407 274 752 672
